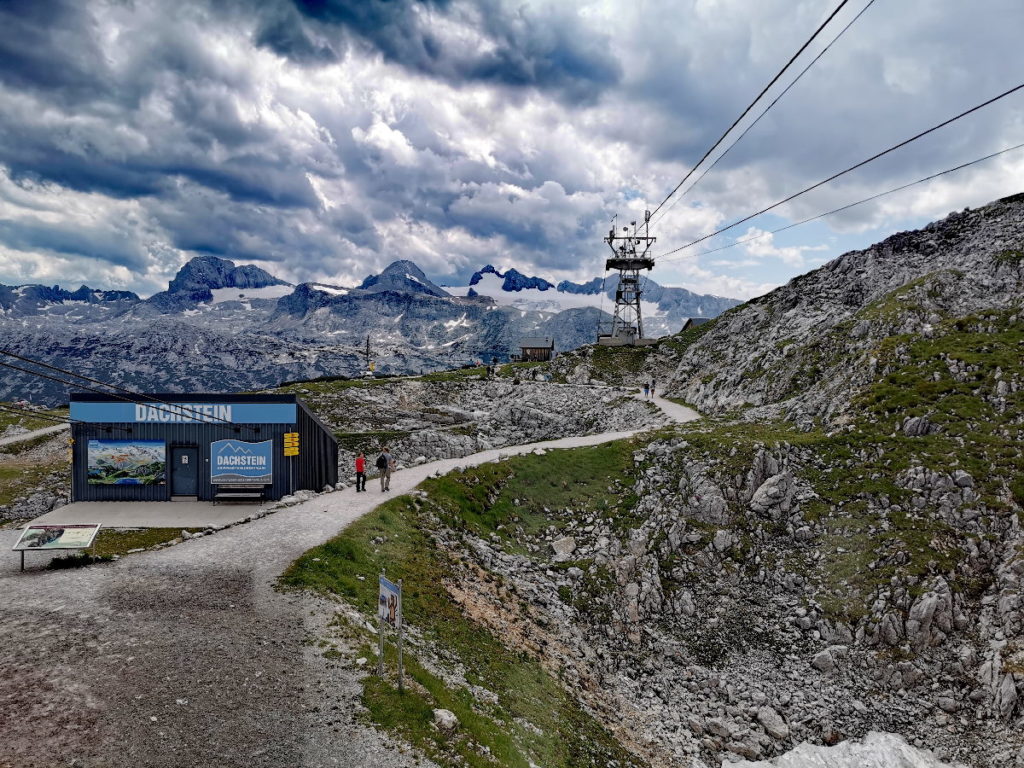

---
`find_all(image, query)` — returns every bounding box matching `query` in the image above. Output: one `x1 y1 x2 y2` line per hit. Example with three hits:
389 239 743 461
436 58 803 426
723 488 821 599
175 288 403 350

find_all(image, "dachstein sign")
210 439 273 484
70 402 297 424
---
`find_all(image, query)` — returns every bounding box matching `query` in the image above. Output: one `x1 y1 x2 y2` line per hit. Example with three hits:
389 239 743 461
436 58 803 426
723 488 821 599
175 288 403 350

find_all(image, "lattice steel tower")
599 211 655 346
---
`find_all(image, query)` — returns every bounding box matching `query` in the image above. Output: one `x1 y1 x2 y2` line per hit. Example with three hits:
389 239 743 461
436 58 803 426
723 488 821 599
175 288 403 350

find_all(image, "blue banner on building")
70 401 297 424
210 439 274 484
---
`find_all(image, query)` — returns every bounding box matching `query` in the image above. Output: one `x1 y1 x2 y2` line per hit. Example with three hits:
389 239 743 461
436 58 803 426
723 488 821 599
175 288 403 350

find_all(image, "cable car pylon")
598 210 657 346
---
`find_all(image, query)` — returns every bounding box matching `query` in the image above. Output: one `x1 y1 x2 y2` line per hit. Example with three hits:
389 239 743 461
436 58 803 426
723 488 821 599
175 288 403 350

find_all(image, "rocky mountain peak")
166 255 290 294
500 268 553 292
468 264 502 285
359 260 449 298
468 264 554 292
556 277 604 295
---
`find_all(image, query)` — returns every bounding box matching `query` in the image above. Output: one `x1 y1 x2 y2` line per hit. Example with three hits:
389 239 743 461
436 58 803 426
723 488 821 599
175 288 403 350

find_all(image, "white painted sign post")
377 572 404 692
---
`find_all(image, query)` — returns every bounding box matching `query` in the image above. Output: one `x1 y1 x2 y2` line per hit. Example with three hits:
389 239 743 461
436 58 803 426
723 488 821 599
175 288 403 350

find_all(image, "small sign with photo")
13 524 101 551
378 574 402 629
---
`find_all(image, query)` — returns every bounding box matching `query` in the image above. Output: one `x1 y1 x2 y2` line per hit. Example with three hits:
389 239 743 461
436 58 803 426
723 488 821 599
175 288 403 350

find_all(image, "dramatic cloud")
0 0 1021 298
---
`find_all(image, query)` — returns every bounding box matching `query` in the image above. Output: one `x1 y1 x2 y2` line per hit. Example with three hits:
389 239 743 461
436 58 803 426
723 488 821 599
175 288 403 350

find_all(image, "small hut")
515 337 555 363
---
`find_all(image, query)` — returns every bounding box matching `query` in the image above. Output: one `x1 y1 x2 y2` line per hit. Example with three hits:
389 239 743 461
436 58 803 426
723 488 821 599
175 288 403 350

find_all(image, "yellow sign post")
283 432 299 457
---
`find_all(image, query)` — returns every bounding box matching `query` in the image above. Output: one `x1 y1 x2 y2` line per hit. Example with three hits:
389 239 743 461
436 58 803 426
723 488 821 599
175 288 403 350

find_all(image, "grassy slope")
0 460 66 508
277 296 1022 760
670 307 1022 623
282 445 649 768
0 405 69 433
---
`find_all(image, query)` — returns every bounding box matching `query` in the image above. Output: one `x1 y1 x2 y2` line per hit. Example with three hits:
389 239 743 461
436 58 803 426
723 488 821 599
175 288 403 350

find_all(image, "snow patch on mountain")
725 731 962 768
309 284 349 296
209 285 295 304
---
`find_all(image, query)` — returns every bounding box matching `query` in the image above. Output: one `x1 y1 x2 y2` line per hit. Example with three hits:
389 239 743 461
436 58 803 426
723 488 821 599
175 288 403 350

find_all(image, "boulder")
432 708 458 731
811 649 836 674
902 415 932 436
712 529 733 552
551 536 577 559
996 673 1019 720
756 706 789 740
905 578 953 651
749 472 795 518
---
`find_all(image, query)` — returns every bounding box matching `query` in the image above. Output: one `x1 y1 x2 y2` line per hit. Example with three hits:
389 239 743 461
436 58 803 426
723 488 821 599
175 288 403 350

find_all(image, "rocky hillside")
275 371 665 473
660 193 1024 423
280 194 1024 768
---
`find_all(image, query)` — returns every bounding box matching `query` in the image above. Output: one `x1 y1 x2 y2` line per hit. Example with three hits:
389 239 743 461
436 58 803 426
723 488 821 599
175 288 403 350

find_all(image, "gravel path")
0 398 697 768
0 423 68 448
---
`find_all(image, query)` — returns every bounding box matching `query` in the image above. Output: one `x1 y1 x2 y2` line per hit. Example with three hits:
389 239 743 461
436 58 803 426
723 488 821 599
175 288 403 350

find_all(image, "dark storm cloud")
0 0 1021 299
0 216 146 269
0 0 110 102
0 2 334 207
253 0 621 104
254 3 341 63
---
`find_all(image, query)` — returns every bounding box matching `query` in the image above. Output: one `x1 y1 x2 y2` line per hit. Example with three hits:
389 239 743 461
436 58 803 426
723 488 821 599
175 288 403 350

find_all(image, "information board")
210 439 273 484
13 524 101 551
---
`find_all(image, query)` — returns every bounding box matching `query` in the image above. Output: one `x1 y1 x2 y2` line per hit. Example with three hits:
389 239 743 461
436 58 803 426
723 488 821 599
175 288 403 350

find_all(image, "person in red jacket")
355 452 366 492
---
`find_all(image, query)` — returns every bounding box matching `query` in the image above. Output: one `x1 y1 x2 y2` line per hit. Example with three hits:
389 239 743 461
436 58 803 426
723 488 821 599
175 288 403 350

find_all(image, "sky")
0 0 1022 300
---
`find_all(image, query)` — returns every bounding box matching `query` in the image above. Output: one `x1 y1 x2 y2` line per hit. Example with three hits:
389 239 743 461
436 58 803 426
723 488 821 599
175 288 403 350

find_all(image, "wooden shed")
516 337 555 363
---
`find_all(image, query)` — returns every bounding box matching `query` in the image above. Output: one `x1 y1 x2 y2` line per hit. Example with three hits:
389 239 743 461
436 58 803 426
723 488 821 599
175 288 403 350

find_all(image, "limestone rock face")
659 193 1024 423
749 472 795 518
906 578 954 652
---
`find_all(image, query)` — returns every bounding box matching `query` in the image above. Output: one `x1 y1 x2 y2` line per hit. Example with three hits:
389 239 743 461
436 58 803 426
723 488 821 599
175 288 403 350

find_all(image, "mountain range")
446 263 739 336
0 256 737 404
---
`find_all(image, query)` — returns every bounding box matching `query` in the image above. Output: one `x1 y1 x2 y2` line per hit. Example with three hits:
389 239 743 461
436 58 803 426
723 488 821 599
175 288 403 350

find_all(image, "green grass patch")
0 460 67 507
0 405 69 433
421 441 641 551
993 248 1024 265
282 489 645 768
91 527 203 557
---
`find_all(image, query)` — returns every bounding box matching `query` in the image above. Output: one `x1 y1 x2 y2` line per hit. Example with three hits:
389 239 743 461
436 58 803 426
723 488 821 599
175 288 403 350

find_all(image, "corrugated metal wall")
296 401 339 492
71 400 337 502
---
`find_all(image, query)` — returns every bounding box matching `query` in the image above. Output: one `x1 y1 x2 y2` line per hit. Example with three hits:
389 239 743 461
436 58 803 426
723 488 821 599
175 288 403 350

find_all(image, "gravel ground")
0 394 697 768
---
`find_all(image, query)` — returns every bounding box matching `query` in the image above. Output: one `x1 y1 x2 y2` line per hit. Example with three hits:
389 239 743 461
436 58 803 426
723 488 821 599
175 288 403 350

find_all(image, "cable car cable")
0 349 250 431
655 81 1024 260
650 0 877 228
661 140 1024 262
648 0 853 222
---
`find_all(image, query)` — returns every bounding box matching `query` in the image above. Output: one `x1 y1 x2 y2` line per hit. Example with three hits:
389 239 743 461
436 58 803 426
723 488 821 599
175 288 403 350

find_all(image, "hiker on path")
642 383 650 399
650 378 656 398
377 448 393 492
355 452 366 492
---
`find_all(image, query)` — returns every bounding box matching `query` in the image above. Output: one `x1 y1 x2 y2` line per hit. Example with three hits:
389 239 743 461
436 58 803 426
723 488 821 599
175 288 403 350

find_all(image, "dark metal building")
69 393 337 502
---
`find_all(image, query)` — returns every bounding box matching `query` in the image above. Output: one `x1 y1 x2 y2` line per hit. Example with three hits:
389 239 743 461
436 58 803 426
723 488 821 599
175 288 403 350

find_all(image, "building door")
171 447 199 496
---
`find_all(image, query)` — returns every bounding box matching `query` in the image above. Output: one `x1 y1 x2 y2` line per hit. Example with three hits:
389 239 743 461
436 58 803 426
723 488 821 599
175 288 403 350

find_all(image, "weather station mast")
598 210 657 346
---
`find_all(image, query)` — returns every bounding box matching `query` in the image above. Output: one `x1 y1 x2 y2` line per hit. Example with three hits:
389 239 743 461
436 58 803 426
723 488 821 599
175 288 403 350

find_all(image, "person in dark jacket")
377 448 393 492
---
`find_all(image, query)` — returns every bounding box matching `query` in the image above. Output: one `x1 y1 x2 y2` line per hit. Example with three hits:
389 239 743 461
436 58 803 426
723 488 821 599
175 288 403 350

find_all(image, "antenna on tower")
597 211 656 346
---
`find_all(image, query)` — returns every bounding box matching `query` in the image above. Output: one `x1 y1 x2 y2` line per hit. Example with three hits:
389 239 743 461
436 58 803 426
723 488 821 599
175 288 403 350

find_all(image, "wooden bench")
212 484 268 504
